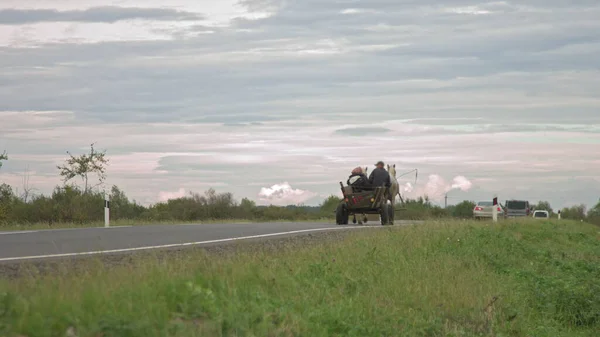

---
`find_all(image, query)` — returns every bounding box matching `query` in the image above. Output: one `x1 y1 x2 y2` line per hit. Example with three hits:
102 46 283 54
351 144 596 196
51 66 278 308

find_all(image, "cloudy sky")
1 0 599 209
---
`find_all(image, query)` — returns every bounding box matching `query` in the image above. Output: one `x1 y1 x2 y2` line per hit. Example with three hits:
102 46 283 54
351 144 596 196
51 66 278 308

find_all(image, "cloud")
420 174 473 202
0 0 599 210
334 127 392 136
158 188 186 202
0 6 204 24
258 182 317 206
451 176 473 191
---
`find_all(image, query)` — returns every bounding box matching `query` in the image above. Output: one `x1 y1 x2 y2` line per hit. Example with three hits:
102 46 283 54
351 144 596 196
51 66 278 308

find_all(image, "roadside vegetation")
0 219 598 336
1 145 599 228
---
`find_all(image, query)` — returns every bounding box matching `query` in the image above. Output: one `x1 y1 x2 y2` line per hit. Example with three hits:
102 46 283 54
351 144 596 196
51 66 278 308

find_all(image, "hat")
375 161 384 166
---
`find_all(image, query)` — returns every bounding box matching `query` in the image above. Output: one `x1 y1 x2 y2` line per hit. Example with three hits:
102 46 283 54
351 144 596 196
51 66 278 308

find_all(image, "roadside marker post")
104 191 110 227
558 210 561 220
492 195 498 222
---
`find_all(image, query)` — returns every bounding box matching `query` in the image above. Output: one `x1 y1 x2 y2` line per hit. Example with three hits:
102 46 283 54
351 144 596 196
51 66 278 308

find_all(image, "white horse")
386 164 400 223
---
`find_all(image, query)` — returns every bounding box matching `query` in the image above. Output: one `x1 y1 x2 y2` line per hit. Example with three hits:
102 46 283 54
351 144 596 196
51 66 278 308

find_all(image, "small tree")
561 204 587 221
319 195 342 214
589 199 600 215
57 143 109 193
240 197 257 210
452 200 476 218
534 200 553 215
0 183 13 222
0 151 7 169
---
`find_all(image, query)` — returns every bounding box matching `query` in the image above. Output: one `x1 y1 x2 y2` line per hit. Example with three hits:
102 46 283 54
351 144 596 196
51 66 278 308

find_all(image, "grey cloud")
223 122 264 127
191 114 288 124
154 157 265 175
2 48 597 122
398 121 600 134
1 0 599 207
334 127 392 136
0 6 204 24
239 0 600 12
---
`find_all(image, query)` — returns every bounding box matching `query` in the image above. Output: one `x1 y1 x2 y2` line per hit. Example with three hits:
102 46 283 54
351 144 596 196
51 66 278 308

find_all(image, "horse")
386 164 400 223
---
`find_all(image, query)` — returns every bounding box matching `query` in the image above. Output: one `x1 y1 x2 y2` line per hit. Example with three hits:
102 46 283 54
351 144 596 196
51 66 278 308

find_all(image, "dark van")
505 200 530 217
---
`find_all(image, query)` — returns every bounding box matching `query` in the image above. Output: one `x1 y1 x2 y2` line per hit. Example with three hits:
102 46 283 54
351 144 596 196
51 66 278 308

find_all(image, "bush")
396 196 449 220
0 184 338 227
2 180 596 227
587 200 600 226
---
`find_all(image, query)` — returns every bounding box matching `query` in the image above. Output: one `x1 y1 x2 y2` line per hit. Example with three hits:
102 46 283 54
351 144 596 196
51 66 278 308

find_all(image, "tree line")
0 146 599 226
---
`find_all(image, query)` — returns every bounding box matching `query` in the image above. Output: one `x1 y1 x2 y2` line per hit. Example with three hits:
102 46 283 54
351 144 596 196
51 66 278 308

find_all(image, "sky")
0 0 599 209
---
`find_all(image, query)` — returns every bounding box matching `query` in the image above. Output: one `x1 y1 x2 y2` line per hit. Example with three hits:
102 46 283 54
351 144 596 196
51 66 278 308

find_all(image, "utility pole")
445 193 448 208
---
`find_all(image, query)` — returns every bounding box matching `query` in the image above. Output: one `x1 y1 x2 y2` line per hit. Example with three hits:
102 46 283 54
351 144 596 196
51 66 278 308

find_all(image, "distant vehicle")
532 210 549 219
504 200 530 217
473 201 504 219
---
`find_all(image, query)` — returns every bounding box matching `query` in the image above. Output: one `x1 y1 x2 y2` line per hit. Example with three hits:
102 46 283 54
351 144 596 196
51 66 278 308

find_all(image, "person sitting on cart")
347 167 371 192
369 161 392 188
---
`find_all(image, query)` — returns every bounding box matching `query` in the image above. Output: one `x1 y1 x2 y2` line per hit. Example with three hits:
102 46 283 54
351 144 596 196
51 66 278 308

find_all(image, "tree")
0 151 6 169
452 200 476 218
589 199 600 215
240 197 256 210
0 183 13 222
320 195 342 214
587 199 600 226
57 143 109 193
0 183 12 203
534 200 553 215
561 204 587 221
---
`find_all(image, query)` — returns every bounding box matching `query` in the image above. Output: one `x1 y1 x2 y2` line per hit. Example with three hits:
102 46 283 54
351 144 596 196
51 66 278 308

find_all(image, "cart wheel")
387 204 394 225
335 203 349 225
380 204 389 225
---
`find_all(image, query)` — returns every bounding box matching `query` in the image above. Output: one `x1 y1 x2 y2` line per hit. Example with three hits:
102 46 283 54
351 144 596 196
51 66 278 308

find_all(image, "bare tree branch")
21 165 36 202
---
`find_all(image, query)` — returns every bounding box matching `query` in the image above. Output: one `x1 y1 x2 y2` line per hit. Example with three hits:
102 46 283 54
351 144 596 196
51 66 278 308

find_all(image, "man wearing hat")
369 161 392 188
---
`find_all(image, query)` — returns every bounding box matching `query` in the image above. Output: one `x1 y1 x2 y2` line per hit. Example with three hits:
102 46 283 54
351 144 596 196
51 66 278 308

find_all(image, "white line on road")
0 230 39 235
0 226 134 234
0 226 378 262
39 225 134 231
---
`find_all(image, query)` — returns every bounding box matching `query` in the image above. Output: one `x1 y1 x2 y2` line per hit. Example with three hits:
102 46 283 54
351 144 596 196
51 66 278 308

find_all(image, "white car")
473 201 504 219
532 210 549 219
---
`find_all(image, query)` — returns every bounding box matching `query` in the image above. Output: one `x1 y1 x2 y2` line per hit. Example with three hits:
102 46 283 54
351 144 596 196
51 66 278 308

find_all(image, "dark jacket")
369 167 391 187
347 173 371 191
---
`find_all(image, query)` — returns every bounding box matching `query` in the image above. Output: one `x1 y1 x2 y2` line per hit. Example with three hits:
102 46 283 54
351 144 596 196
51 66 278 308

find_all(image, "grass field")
1 219 599 337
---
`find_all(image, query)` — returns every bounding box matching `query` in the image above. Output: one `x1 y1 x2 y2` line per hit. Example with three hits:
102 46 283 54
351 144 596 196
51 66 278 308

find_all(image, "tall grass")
0 219 598 336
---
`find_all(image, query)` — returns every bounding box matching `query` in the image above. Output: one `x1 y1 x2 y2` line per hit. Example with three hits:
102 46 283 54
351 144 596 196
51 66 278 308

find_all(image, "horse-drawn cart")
335 182 394 226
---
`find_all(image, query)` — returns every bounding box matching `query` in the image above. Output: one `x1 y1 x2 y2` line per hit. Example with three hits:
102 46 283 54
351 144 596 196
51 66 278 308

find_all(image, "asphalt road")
0 221 419 263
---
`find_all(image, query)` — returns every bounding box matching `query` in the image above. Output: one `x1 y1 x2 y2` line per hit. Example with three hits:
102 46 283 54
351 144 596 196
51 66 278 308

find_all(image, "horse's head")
387 164 396 177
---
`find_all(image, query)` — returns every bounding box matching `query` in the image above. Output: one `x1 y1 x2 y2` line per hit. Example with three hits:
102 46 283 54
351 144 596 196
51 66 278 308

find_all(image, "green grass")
0 218 334 231
1 219 599 336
